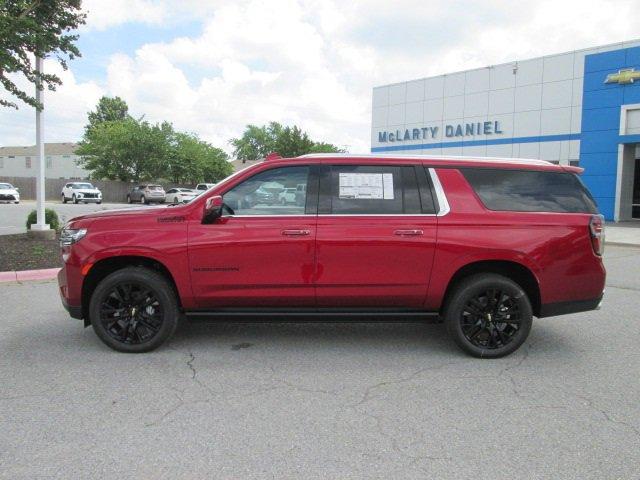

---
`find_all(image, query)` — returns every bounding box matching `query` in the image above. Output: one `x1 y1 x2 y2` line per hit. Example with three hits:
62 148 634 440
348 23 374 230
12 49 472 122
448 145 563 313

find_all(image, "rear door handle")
394 229 424 236
282 229 311 236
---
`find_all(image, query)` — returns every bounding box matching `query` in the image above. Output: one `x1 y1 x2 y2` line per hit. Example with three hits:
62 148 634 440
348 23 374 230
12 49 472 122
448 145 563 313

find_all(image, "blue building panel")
584 49 627 74
579 46 640 220
580 107 620 132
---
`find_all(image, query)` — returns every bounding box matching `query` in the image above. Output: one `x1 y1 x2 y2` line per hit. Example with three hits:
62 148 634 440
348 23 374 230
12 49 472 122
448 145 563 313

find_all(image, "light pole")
30 55 53 238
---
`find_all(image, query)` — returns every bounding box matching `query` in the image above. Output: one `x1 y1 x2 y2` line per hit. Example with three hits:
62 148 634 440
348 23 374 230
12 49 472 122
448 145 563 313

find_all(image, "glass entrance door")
633 158 640 219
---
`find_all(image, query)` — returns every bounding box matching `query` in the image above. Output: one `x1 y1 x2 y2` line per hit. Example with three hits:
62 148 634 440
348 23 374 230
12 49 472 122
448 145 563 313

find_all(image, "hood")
68 204 170 224
0 187 18 194
75 188 101 194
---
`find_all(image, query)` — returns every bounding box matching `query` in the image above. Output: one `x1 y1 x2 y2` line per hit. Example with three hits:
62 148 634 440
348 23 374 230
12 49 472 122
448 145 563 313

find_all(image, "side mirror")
202 195 224 224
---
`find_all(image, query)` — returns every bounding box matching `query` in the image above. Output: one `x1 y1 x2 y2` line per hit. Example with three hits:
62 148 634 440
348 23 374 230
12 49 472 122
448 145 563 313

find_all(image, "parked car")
127 185 166 204
166 188 198 204
195 183 216 192
61 182 102 204
58 154 605 357
0 182 20 203
278 187 297 204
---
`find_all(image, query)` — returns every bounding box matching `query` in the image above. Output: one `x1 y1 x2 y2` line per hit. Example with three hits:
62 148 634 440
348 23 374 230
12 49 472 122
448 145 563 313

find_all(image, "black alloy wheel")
89 267 179 352
444 274 532 358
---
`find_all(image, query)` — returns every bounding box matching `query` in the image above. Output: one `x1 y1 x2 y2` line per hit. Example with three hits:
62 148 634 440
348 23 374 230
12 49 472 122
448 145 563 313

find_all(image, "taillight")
589 214 605 256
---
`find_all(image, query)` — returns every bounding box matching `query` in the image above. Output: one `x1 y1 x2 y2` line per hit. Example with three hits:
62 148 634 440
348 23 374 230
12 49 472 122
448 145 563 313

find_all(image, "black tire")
62 194 67 204
127 195 132 204
444 273 532 358
173 196 179 204
141 195 147 205
97 200 102 204
73 194 78 204
89 267 179 353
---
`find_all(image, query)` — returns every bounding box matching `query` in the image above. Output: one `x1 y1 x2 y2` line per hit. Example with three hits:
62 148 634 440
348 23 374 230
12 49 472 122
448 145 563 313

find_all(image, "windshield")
72 183 94 189
0 183 13 189
147 185 163 190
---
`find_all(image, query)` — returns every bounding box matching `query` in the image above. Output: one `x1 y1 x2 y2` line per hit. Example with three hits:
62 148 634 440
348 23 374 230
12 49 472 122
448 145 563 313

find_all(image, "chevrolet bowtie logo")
604 68 640 85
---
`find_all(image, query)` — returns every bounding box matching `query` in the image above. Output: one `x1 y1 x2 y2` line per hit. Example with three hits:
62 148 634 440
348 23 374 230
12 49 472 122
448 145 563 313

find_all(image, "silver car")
127 185 166 204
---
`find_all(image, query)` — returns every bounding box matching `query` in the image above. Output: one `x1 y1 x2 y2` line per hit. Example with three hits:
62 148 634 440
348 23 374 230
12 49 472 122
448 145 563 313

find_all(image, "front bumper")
60 292 83 319
57 267 83 319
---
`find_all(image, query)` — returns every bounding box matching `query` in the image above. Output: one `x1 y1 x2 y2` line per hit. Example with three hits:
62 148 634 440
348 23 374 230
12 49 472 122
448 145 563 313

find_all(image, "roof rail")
296 152 553 166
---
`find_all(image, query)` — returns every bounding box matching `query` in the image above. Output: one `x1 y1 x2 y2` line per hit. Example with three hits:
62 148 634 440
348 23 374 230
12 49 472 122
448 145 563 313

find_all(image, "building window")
0 157 3 168
570 160 580 167
46 156 52 168
63 155 70 158
25 157 31 169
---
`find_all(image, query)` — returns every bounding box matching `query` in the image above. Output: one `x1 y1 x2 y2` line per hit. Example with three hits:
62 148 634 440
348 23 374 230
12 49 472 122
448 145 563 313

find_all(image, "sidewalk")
606 222 640 247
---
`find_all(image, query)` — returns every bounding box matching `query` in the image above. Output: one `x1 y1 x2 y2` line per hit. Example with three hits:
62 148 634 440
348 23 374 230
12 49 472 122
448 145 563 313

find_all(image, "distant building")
0 142 89 179
371 39 640 221
231 158 263 172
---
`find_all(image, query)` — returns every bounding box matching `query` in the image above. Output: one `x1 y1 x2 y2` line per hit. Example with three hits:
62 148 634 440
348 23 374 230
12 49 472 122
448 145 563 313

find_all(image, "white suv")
195 183 216 192
61 182 102 204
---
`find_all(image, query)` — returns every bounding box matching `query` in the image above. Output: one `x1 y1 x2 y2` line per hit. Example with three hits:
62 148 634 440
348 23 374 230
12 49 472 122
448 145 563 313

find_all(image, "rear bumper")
538 293 603 318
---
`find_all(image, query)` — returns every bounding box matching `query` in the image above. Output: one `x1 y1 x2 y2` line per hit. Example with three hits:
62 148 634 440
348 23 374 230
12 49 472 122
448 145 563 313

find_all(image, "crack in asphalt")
560 389 640 439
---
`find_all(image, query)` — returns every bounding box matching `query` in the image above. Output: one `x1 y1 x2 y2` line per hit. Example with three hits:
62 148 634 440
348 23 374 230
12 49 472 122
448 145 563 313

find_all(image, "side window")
223 166 310 216
325 165 424 215
461 168 599 213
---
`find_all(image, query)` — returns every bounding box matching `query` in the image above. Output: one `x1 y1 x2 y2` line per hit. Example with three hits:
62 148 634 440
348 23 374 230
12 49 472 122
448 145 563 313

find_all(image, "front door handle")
394 229 423 236
282 229 311 236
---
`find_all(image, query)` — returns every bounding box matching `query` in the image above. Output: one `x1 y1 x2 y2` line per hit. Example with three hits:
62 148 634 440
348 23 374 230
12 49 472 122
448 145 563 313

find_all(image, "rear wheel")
62 194 67 204
444 274 532 358
89 267 179 353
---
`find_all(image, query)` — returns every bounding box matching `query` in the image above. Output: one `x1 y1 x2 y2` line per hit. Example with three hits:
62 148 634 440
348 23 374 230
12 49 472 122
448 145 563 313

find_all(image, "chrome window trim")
428 167 450 216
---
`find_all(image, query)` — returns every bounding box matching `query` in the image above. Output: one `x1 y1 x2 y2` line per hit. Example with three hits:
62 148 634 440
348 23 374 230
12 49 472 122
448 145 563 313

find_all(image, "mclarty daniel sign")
378 120 504 143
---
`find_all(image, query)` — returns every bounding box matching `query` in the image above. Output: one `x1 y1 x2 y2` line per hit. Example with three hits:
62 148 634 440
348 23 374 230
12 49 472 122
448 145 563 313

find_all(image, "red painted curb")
0 267 60 283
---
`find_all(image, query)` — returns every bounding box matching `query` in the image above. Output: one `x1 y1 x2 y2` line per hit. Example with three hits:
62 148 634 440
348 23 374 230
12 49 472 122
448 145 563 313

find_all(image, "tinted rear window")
462 168 598 214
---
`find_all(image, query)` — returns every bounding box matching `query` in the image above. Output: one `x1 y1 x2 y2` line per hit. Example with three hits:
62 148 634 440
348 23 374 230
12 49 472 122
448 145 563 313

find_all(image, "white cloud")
81 0 166 31
1 0 639 153
0 59 103 146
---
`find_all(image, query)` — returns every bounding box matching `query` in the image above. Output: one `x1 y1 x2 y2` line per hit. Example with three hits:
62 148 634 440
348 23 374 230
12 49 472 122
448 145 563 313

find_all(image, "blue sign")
378 120 504 143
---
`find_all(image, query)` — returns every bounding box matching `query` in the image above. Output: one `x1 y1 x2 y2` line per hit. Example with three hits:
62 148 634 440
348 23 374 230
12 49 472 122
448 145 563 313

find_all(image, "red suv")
58 154 606 358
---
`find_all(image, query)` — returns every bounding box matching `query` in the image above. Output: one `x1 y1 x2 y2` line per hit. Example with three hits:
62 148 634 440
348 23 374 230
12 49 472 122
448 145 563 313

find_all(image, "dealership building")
371 40 640 221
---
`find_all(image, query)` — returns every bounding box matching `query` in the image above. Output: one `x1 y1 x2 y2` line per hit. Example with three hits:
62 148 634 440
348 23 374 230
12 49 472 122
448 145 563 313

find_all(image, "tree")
230 122 344 161
84 96 130 135
0 0 86 110
77 118 171 182
77 115 232 184
168 132 231 184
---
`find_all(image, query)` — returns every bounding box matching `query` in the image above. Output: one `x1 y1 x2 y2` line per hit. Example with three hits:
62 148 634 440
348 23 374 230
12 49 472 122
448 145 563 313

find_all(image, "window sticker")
338 173 394 200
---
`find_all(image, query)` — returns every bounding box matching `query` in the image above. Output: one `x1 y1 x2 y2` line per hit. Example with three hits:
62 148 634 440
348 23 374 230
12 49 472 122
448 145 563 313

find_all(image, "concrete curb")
0 267 60 283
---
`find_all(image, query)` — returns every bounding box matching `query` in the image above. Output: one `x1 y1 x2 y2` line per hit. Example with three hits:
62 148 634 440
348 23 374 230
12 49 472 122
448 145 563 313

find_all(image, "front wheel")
141 195 147 205
73 194 79 204
89 267 179 353
62 194 67 204
127 195 132 204
444 274 532 358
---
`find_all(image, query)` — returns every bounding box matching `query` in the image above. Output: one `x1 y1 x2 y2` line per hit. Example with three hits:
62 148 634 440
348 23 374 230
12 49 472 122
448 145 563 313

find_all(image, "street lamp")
29 55 54 239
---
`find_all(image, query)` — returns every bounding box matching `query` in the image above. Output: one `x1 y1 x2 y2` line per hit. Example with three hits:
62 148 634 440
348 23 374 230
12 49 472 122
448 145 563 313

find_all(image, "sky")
1 0 639 154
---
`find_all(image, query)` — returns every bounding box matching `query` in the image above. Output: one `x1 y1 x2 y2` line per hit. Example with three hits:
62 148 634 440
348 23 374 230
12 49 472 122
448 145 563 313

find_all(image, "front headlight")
60 228 87 246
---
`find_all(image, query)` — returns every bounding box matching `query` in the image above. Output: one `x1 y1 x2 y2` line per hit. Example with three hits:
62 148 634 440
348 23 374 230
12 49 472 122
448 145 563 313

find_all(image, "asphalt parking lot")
0 201 144 235
1 246 639 479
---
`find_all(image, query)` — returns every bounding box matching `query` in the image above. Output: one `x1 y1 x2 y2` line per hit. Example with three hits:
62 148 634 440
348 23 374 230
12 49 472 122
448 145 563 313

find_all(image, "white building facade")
371 40 640 221
0 143 89 180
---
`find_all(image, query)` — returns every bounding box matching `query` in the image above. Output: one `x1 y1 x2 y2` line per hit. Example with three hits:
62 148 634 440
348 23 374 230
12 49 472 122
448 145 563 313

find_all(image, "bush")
26 208 61 232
